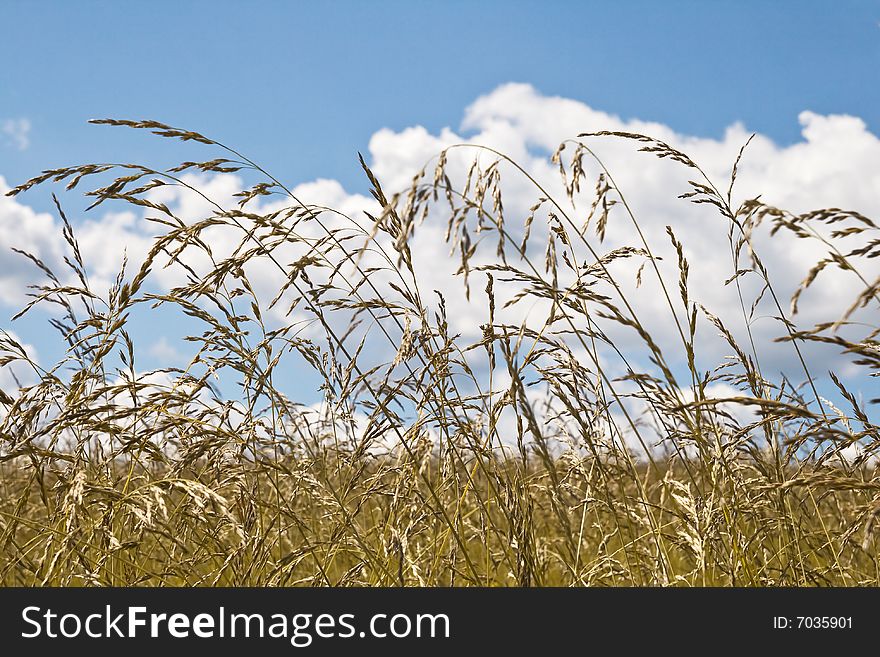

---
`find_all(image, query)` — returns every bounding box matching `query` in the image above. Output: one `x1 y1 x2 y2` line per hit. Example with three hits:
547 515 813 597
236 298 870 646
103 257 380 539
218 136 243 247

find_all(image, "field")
1 120 878 586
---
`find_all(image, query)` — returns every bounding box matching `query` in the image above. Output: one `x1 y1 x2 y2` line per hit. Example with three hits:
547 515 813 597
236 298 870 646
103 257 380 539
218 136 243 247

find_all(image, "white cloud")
0 175 160 308
0 176 67 306
2 118 31 151
1 84 878 401
360 85 880 385
148 337 185 364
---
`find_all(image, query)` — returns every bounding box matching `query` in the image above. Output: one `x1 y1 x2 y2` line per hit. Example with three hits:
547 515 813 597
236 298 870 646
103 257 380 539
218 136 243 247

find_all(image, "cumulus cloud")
0 176 68 306
148 337 186 364
2 118 31 151
361 84 880 382
0 175 160 309
1 84 878 396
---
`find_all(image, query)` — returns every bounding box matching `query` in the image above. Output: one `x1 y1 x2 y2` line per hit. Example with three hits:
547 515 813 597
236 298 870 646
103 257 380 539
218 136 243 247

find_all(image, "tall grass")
0 120 878 586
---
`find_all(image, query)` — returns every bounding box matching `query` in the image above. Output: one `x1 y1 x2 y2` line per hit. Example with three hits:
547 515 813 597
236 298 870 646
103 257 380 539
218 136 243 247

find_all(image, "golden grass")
0 121 878 586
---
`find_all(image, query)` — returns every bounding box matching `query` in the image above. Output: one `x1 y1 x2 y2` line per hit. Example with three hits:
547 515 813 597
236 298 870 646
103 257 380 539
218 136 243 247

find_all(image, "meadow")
0 119 878 586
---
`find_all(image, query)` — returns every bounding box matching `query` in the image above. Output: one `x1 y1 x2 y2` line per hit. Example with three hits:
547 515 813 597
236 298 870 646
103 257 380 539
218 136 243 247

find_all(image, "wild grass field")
0 120 878 586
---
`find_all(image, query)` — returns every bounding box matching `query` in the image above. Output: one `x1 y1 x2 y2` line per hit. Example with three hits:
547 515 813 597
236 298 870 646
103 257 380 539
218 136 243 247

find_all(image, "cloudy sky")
1 1 879 408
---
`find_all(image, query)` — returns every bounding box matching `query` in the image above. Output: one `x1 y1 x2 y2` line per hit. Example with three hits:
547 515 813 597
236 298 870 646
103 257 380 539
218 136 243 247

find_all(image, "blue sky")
2 0 878 209
1 1 879 416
